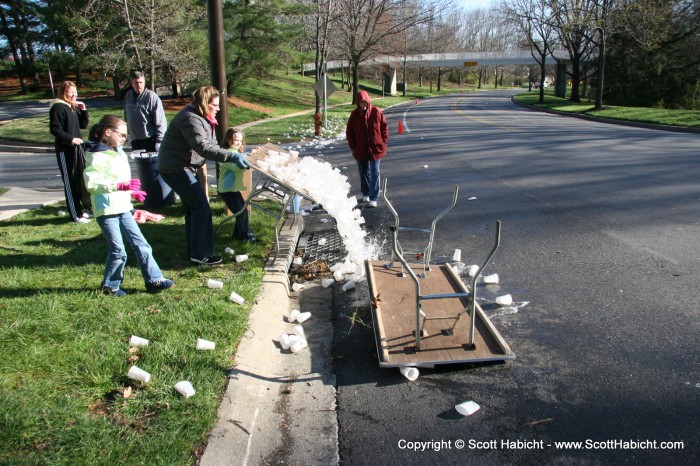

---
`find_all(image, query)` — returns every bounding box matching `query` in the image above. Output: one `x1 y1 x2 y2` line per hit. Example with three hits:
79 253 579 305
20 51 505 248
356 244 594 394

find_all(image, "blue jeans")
160 169 215 258
97 211 163 289
357 159 381 201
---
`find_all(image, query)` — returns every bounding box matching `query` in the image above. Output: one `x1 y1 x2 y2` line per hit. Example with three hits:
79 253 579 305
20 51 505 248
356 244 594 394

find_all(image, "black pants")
131 138 157 153
220 191 253 240
56 144 90 221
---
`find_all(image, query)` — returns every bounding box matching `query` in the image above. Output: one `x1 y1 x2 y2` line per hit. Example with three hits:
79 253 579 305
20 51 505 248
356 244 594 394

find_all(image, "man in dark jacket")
346 90 388 208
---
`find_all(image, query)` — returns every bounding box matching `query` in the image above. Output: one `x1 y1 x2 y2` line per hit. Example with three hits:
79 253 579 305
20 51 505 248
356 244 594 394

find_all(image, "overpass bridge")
305 50 570 96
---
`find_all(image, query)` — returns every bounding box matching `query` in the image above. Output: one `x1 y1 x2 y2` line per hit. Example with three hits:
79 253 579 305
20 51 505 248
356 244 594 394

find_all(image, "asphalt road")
317 90 699 465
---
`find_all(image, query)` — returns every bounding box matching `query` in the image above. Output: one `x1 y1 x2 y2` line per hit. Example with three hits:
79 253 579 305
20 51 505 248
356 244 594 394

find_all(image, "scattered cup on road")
495 294 513 306
399 366 419 381
455 400 480 416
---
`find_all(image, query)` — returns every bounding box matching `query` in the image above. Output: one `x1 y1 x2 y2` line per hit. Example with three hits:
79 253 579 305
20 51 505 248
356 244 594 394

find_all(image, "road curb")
511 97 700 134
200 213 339 465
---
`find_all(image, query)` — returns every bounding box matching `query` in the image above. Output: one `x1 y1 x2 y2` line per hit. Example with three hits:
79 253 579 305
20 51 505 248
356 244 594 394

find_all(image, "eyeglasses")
113 130 127 139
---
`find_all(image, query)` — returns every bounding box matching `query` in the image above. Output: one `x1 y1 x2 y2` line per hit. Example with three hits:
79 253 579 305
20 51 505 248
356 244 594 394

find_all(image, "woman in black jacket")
158 86 248 265
49 81 90 222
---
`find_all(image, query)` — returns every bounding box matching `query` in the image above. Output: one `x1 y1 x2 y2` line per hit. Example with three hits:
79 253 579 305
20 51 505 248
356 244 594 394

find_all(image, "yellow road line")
451 97 524 132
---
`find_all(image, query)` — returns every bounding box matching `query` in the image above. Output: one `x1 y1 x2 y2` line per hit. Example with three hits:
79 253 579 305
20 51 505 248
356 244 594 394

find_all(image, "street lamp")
593 26 605 110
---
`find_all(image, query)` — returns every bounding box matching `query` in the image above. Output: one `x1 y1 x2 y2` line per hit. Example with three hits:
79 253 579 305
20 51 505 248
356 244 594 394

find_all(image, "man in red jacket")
346 90 389 208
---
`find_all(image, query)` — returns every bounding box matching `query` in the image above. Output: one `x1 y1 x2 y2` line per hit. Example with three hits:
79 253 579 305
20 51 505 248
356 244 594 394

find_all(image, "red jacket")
346 91 389 162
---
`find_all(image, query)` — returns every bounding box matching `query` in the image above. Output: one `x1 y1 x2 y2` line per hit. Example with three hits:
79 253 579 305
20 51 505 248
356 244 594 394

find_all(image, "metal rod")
424 185 459 272
468 221 501 346
383 178 423 350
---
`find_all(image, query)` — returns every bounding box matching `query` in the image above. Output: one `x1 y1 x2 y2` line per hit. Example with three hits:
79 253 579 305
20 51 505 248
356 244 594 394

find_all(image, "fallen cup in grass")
174 381 195 398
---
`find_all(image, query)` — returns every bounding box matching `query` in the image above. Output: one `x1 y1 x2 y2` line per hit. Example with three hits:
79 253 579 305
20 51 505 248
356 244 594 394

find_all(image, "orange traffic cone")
398 120 405 134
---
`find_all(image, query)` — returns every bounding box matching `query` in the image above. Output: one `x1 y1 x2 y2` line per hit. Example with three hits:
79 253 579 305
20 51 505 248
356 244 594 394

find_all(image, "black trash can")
134 153 176 210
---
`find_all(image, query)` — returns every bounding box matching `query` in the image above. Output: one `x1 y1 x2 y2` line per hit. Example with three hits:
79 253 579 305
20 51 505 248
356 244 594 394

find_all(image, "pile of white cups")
279 309 312 353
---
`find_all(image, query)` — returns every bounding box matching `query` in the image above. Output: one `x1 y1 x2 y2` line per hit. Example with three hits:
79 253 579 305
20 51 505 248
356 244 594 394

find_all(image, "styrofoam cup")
296 312 311 323
293 256 303 266
452 249 462 262
483 273 499 284
224 247 235 255
174 381 196 398
292 325 305 339
455 400 480 416
127 366 151 383
333 270 344 281
467 265 479 277
290 338 308 353
318 237 327 246
292 282 305 292
321 278 334 288
288 309 300 322
341 280 355 292
229 291 245 304
196 338 216 350
129 335 149 347
279 333 291 350
495 294 513 306
399 366 419 381
207 279 224 289
235 254 248 263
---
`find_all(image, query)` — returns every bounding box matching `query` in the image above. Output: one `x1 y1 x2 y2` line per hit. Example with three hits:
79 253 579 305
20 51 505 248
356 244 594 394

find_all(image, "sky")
457 0 496 11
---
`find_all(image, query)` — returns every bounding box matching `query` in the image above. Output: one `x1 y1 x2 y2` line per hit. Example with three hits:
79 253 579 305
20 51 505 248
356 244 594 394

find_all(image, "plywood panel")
367 260 514 367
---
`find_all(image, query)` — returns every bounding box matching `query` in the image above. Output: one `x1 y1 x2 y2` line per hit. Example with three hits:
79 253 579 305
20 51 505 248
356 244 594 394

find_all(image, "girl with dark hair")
49 80 91 222
83 114 174 297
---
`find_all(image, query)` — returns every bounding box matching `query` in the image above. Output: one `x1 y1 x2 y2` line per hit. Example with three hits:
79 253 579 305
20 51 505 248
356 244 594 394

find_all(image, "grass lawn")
514 91 700 128
0 197 279 464
0 71 479 145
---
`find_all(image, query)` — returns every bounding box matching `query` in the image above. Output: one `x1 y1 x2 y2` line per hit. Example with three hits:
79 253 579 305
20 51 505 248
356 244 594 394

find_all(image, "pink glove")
117 179 141 191
131 190 147 202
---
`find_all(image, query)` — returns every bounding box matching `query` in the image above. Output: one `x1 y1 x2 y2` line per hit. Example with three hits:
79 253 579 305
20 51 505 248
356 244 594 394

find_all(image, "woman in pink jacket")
346 90 388 208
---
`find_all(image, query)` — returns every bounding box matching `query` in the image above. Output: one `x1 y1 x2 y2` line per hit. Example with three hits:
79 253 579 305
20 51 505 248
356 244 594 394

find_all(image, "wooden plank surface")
366 260 514 367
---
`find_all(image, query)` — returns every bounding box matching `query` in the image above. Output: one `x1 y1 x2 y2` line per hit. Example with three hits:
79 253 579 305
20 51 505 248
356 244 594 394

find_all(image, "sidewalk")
0 187 64 221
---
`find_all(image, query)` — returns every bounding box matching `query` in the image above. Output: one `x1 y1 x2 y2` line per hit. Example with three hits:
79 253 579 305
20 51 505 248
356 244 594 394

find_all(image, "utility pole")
593 26 605 110
208 0 229 141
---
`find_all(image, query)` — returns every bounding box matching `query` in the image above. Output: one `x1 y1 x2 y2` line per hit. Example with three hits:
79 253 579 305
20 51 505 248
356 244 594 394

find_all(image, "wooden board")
366 260 514 367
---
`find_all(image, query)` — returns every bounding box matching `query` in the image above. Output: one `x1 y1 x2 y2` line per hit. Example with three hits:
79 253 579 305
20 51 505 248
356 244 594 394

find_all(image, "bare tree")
335 0 453 101
502 0 558 102
548 0 604 102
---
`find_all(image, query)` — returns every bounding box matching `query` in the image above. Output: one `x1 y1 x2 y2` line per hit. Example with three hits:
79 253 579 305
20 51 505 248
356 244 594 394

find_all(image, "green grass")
514 91 700 128
0 70 479 145
0 197 279 464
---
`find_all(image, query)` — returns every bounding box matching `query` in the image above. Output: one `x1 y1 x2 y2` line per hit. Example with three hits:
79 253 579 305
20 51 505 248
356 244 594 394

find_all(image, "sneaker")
362 196 370 202
368 200 378 208
81 212 92 219
76 217 91 223
146 278 174 293
190 255 223 265
102 286 127 297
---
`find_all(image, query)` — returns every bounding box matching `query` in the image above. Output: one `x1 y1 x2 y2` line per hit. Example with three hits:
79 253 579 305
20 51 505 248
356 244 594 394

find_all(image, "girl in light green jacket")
84 115 174 297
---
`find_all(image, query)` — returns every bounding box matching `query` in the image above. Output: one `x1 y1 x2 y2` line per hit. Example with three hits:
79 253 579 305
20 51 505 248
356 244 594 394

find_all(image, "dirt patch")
163 96 272 114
